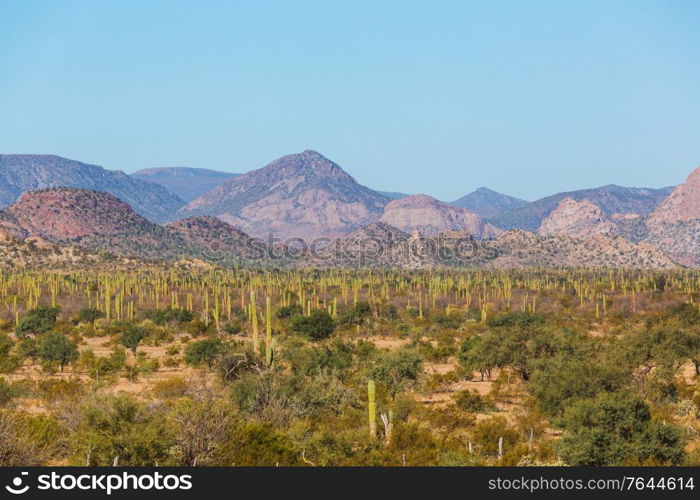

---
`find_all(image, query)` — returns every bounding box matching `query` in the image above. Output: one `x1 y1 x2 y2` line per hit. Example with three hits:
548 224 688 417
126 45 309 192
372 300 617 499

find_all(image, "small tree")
15 307 60 336
119 327 148 356
290 310 335 342
371 349 423 397
37 332 78 372
184 338 224 368
75 308 105 324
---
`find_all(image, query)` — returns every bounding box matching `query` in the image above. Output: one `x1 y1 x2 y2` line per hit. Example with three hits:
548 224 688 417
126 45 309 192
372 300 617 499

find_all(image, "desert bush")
222 322 242 334
145 308 193 326
16 306 60 336
75 308 105 324
70 395 172 466
290 310 335 341
282 338 353 376
472 416 520 458
0 411 51 465
184 338 224 368
337 302 372 326
38 378 86 404
454 389 494 413
276 304 302 319
557 391 685 466
119 326 148 355
371 348 422 397
152 377 189 399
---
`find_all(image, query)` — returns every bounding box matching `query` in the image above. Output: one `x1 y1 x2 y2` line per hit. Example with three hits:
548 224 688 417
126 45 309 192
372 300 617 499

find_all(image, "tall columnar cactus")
265 296 272 366
250 291 259 355
368 380 376 439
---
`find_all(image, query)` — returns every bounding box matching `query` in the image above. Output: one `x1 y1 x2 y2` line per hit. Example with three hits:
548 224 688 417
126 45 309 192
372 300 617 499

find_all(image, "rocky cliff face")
0 211 28 241
177 150 389 240
538 198 621 238
379 194 501 238
643 220 700 268
640 167 700 266
647 167 700 226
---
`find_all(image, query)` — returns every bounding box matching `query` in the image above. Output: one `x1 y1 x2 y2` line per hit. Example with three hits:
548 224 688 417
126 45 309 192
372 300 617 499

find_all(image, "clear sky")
1 0 699 201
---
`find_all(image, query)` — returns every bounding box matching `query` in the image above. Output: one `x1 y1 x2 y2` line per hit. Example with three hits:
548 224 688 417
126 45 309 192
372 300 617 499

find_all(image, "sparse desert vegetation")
1 266 700 466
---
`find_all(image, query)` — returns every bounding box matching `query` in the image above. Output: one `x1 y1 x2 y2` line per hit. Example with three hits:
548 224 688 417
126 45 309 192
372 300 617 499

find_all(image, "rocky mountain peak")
647 167 700 225
451 187 528 218
538 198 619 238
176 151 389 240
379 194 501 238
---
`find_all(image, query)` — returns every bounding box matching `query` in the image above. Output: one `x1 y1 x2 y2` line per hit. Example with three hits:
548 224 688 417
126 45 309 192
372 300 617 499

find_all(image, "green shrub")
145 308 193 326
184 338 224 368
290 310 335 341
557 392 685 466
16 307 60 336
454 389 493 413
371 348 423 396
119 327 148 355
152 377 189 399
276 304 302 319
222 322 242 335
75 308 105 324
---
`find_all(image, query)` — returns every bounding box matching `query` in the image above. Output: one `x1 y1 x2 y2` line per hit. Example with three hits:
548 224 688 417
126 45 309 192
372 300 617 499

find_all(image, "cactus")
250 291 258 355
480 304 488 323
265 296 272 366
368 380 376 439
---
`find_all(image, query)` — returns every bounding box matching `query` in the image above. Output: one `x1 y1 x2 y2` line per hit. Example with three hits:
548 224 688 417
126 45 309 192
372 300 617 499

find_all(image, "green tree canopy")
290 310 335 342
37 332 78 372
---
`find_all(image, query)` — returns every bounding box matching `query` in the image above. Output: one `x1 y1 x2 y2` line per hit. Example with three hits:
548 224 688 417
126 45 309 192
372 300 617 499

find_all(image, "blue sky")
1 0 699 201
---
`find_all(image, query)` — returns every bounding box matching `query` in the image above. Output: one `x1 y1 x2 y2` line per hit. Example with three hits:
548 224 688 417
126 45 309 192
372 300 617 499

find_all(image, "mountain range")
0 149 696 269
0 155 185 223
176 150 391 240
487 184 674 231
451 187 529 218
131 167 239 202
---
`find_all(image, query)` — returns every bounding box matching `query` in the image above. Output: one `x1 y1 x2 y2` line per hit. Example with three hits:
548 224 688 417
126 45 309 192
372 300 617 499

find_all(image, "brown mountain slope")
176 150 389 240
647 167 700 226
641 167 700 266
166 216 263 262
0 211 28 241
5 188 191 259
379 194 501 238
488 230 677 269
643 220 700 267
307 223 675 269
